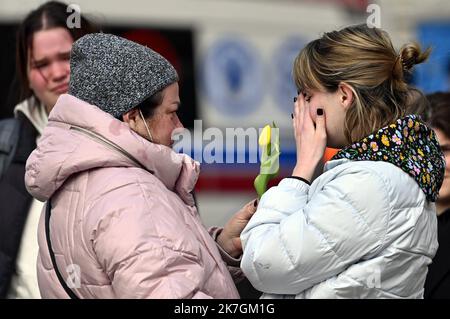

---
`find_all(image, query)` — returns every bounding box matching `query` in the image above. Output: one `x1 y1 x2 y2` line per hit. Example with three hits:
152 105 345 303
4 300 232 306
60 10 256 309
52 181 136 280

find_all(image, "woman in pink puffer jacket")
25 33 256 299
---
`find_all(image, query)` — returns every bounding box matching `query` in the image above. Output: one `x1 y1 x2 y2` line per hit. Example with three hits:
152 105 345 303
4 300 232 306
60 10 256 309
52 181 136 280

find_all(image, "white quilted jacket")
241 159 439 298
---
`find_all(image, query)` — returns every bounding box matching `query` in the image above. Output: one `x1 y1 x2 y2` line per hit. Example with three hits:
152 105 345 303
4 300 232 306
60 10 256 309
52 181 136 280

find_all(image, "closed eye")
32 61 49 68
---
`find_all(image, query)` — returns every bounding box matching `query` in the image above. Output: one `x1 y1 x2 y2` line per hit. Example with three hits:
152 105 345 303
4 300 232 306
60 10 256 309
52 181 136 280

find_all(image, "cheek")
150 117 172 137
440 178 450 198
167 119 178 136
28 70 48 92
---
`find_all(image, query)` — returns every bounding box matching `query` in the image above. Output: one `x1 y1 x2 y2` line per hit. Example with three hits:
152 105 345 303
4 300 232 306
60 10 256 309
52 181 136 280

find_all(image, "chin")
163 141 173 148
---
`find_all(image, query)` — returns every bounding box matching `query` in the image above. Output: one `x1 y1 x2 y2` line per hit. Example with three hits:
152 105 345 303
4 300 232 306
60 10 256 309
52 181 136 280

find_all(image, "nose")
175 114 184 129
50 60 69 82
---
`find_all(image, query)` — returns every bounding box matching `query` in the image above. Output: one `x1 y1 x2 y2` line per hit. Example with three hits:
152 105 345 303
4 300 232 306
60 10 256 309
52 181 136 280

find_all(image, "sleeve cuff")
278 177 311 193
286 176 311 185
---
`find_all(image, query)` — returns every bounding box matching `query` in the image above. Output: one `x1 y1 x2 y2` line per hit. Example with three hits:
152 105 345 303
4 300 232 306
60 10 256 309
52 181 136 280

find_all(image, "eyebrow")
32 51 71 64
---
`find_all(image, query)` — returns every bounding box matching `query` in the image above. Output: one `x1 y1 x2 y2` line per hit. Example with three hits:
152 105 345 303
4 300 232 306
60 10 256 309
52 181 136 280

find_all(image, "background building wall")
1 0 449 227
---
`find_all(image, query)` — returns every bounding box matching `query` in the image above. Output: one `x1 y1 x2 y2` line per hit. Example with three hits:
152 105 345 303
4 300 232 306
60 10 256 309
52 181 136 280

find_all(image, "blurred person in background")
405 86 431 119
0 1 96 298
423 92 450 299
24 33 256 299
240 24 445 298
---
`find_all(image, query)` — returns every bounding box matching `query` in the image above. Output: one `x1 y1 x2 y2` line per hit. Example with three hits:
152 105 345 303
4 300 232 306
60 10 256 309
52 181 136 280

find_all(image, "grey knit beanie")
68 33 178 118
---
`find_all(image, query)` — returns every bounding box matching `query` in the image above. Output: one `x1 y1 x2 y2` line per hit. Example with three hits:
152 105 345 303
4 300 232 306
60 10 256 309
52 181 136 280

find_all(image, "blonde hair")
293 24 431 143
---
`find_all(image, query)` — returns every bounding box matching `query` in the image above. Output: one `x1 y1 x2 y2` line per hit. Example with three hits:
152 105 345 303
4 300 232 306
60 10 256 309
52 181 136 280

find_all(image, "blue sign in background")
272 36 307 112
201 37 264 116
415 22 450 93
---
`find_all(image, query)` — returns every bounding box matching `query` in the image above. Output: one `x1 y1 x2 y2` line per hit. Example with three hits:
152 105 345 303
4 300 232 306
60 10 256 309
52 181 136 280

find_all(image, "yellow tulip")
259 125 271 146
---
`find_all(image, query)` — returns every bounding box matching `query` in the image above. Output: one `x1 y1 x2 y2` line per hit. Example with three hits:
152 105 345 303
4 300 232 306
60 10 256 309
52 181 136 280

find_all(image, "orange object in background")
323 147 339 163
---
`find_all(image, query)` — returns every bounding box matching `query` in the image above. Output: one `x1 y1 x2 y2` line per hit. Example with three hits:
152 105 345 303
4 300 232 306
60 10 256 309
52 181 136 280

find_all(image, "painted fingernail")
294 97 297 102
317 108 324 116
291 113 294 119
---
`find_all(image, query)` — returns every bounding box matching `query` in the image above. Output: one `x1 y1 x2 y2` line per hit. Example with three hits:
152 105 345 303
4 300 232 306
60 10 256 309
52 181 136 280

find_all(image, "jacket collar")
30 94 199 205
14 96 48 135
332 115 445 202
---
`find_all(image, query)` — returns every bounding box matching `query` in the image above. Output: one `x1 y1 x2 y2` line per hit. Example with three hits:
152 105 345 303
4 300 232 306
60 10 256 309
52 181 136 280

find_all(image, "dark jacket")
0 113 37 298
424 208 450 299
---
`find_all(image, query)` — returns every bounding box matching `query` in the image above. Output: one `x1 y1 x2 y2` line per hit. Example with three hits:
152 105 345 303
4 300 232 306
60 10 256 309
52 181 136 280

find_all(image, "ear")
122 107 140 130
338 82 354 110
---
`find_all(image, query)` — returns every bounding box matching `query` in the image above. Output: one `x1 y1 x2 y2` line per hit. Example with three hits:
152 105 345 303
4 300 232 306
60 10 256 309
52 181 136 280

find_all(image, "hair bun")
399 42 431 71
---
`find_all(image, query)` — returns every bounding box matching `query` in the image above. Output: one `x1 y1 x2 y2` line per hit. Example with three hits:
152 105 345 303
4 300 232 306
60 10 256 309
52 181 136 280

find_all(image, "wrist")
216 231 241 258
292 165 314 182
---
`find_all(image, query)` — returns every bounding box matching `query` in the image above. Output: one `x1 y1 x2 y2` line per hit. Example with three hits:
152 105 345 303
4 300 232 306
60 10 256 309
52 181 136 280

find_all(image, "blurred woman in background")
424 92 450 299
0 1 96 298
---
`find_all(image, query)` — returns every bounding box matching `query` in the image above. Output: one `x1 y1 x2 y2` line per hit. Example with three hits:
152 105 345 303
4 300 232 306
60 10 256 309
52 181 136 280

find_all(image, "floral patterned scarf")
332 114 445 202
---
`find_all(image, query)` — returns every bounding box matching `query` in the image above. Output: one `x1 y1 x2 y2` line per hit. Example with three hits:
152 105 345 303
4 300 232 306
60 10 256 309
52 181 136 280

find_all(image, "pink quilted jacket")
25 94 240 299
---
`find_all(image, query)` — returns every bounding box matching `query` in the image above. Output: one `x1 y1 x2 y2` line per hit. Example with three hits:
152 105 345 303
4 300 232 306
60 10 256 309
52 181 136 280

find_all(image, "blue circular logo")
201 37 263 116
272 36 307 112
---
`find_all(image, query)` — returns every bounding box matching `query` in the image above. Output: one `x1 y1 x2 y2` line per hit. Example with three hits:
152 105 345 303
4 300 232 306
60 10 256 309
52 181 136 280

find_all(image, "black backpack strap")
45 199 80 299
0 118 21 178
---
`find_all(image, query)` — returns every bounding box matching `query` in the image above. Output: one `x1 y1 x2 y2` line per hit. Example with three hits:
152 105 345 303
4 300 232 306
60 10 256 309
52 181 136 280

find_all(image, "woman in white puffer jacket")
240 24 446 299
